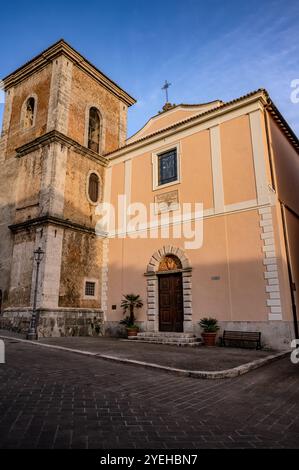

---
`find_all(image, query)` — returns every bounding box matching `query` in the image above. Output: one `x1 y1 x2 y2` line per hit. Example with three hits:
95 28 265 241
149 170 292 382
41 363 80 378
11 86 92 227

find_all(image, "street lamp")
27 247 44 340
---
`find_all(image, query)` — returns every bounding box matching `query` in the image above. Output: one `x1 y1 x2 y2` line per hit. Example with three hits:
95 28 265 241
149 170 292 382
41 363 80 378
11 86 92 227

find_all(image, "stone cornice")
9 215 97 235
15 130 109 166
3 39 136 107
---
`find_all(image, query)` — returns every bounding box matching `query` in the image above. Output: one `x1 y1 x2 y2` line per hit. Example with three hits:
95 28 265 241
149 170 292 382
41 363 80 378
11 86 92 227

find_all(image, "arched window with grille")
24 97 35 129
88 107 101 153
88 172 100 203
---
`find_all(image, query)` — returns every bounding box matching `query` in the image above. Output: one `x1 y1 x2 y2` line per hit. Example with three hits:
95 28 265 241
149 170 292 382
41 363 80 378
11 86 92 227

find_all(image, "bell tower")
0 40 135 336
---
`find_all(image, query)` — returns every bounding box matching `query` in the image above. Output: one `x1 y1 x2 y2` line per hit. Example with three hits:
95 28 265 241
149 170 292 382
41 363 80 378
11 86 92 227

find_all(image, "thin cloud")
128 1 299 136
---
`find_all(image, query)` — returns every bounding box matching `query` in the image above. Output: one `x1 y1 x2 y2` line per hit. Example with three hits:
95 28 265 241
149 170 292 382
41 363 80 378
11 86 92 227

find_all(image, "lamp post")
27 247 44 340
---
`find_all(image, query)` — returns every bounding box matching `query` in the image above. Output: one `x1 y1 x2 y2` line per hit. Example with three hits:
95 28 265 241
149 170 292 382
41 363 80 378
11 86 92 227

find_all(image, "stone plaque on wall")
154 190 179 213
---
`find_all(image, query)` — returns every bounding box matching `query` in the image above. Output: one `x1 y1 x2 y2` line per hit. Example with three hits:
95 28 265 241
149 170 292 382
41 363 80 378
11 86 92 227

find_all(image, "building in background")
0 40 298 349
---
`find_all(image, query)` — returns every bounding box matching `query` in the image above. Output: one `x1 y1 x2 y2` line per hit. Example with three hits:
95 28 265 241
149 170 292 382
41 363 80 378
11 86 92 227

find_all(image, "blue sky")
0 0 298 137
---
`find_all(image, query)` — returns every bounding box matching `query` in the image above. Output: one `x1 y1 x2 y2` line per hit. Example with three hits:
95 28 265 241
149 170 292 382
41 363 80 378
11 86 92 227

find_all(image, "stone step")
137 332 196 339
128 332 203 347
133 336 201 343
128 338 202 347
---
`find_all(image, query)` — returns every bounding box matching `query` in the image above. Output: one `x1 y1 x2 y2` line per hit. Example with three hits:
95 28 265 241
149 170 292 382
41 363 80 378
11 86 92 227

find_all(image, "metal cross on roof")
162 80 171 103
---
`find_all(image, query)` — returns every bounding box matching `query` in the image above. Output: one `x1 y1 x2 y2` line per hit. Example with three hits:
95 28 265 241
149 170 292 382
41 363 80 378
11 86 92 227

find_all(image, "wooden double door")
158 273 184 332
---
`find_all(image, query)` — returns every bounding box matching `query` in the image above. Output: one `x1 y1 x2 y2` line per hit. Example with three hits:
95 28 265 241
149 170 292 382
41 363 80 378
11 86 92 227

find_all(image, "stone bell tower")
0 39 135 336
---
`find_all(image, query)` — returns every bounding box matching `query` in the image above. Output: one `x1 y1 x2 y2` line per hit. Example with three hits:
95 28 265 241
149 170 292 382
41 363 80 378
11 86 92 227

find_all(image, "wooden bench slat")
221 330 261 349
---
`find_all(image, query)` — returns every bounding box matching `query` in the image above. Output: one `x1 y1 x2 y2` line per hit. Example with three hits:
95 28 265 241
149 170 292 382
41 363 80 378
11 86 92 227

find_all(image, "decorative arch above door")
145 246 192 332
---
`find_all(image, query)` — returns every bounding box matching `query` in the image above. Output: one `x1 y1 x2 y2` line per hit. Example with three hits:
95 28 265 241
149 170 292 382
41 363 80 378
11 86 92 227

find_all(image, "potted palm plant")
120 294 143 337
199 317 220 346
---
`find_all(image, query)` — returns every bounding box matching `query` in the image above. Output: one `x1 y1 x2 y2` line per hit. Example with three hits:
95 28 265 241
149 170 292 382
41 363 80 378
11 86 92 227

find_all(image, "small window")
88 172 100 203
85 281 96 297
88 107 101 153
158 149 177 186
24 97 35 129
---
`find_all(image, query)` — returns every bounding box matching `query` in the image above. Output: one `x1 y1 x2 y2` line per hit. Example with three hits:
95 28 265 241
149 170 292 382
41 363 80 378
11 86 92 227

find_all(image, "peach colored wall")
225 210 268 321
221 115 257 205
112 116 256 217
190 216 230 321
179 131 213 209
122 130 213 213
106 209 269 324
106 110 275 327
133 109 203 139
130 152 152 207
110 161 125 211
107 237 148 323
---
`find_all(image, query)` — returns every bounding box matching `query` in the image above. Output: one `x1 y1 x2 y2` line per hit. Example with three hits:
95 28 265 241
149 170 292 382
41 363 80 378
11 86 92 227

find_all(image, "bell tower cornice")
2 39 136 107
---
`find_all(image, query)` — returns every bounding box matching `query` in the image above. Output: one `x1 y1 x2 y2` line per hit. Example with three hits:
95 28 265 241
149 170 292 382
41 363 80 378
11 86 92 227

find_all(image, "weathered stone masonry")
0 40 135 337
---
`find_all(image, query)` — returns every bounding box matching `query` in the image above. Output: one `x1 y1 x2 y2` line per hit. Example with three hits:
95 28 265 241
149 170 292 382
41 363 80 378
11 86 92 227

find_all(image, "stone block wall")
0 308 104 338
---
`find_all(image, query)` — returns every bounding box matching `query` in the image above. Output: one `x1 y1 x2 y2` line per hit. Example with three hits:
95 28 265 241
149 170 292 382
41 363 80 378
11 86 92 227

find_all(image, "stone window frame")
144 245 192 332
152 142 181 191
86 169 102 205
83 277 99 300
20 93 38 131
84 104 106 154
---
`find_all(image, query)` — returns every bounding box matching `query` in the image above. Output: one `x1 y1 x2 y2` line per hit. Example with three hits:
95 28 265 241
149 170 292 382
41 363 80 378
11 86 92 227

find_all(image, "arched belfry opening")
24 97 35 129
145 246 192 333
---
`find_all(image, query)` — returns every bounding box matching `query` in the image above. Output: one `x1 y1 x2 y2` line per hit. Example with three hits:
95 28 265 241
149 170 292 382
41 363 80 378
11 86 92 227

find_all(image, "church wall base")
0 312 295 350
103 319 295 351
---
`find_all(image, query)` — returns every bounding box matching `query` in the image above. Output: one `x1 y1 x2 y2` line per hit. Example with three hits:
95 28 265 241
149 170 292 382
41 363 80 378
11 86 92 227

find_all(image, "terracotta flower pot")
127 327 139 337
202 332 217 346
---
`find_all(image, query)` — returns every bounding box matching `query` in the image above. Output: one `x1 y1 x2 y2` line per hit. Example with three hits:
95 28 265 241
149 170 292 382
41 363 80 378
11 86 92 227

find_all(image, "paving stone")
0 340 298 448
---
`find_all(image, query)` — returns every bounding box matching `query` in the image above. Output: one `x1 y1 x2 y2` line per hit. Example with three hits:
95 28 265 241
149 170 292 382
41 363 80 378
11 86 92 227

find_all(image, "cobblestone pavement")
0 339 298 449
36 336 271 371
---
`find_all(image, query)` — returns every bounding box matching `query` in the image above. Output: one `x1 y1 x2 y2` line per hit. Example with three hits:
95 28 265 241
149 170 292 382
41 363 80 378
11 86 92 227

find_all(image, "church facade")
0 40 298 349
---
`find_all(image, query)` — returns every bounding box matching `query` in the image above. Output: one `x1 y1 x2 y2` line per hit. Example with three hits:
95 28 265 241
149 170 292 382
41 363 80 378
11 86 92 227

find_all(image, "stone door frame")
144 246 192 332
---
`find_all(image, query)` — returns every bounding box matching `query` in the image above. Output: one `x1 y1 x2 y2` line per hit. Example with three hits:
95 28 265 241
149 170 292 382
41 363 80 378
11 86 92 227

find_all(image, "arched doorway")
158 255 183 332
145 246 192 333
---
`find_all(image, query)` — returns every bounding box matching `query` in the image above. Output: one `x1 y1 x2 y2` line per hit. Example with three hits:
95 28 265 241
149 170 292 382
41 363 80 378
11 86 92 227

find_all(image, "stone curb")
0 334 290 380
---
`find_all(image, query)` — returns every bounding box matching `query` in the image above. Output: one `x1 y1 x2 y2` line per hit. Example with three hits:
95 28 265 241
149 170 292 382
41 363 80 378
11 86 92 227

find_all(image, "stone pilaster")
0 88 14 162
259 206 283 320
30 140 68 310
39 142 68 217
146 274 158 332
47 56 73 134
31 225 64 309
101 238 109 320
182 268 193 331
119 102 128 147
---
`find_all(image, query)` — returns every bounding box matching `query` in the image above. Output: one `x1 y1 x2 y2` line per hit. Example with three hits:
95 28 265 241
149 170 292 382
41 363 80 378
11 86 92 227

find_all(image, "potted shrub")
120 294 143 337
199 317 220 346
